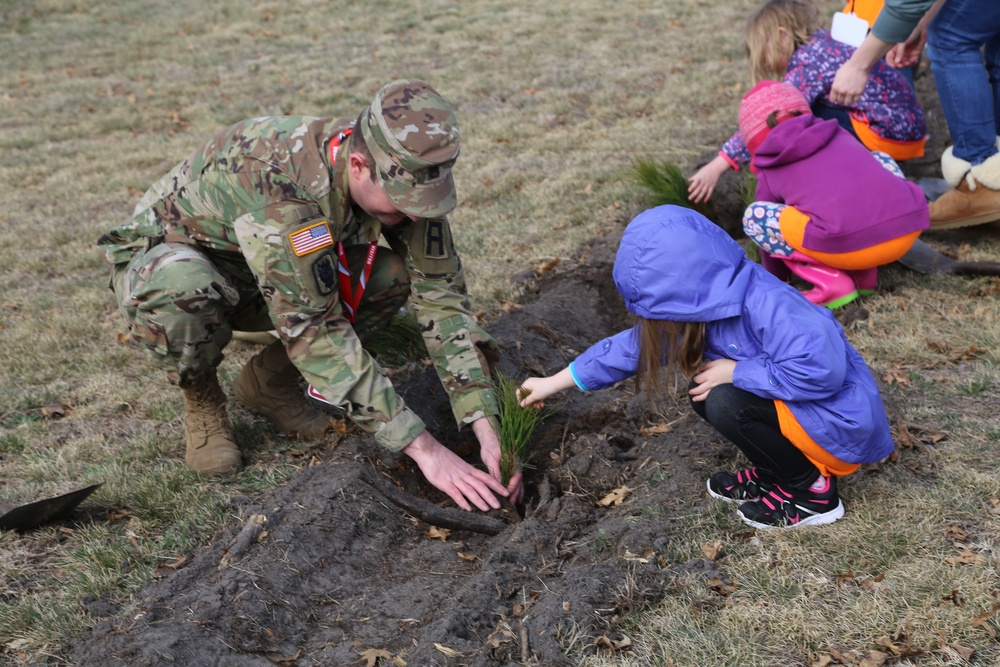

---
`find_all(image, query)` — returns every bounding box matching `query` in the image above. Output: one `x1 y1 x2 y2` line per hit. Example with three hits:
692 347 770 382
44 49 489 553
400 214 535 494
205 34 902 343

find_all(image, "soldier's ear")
347 152 371 179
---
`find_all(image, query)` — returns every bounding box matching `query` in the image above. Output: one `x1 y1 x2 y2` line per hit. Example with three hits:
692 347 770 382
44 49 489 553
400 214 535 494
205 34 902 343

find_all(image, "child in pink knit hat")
687 0 925 204
738 80 929 308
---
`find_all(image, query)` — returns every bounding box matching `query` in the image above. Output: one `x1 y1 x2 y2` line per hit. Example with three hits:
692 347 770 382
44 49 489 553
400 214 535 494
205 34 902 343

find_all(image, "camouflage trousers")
111 241 409 382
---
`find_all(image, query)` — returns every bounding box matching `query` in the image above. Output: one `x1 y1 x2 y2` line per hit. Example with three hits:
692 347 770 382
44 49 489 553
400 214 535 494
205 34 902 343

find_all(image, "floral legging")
742 152 905 257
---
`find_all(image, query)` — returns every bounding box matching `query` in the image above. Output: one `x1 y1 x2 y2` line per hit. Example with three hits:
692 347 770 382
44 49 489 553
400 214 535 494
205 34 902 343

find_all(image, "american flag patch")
290 222 333 256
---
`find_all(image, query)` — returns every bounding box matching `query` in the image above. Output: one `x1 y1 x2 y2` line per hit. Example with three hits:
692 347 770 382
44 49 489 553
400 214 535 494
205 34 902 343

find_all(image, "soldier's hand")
473 417 525 505
403 430 509 512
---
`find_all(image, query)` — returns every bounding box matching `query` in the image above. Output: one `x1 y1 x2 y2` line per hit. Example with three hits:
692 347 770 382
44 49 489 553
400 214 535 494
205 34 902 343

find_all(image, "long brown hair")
744 0 819 83
634 316 706 402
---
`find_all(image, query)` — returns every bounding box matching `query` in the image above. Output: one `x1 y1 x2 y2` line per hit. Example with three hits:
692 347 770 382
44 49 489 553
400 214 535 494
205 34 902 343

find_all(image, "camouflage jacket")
98 116 499 452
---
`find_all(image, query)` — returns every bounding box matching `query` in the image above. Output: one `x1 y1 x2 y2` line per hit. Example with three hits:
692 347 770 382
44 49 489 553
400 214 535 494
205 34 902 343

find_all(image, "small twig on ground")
360 469 506 536
520 617 530 663
218 514 267 570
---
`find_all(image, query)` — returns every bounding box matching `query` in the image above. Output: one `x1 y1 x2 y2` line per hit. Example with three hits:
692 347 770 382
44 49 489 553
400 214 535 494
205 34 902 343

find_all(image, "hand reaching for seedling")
518 367 575 408
494 372 561 493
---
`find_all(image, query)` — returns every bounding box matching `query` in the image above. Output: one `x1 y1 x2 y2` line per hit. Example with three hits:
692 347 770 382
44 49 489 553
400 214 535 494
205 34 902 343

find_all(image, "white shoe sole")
738 499 846 530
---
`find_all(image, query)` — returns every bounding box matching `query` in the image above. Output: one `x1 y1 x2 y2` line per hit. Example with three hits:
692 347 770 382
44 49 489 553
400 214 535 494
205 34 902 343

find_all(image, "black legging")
689 382 820 490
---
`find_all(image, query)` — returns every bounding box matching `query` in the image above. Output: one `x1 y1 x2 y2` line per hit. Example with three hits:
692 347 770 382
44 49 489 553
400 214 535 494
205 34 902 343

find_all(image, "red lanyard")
329 128 351 164
336 240 378 324
329 127 376 324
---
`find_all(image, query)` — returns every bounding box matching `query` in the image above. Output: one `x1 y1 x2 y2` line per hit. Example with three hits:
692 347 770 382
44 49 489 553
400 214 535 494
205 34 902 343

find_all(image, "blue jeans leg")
927 0 1000 165
811 101 858 138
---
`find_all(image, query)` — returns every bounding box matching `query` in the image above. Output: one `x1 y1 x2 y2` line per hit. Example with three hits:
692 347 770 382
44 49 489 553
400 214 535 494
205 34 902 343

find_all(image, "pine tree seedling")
632 157 714 217
493 372 552 485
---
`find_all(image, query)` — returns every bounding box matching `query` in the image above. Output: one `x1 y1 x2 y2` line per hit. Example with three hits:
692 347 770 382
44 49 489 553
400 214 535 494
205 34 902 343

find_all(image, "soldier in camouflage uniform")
99 80 522 511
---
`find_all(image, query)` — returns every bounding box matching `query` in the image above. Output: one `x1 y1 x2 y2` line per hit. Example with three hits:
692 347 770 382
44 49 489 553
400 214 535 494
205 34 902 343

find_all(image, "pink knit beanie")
738 80 811 156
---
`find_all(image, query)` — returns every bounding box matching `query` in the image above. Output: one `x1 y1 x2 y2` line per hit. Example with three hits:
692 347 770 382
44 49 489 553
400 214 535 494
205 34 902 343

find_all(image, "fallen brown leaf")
535 258 560 275
485 620 515 649
941 589 965 607
809 654 836 667
358 648 391 667
640 422 673 436
266 648 300 667
597 486 632 507
594 634 633 654
426 526 451 542
622 550 649 563
944 549 986 567
707 576 737 596
919 429 947 444
858 649 889 667
882 368 910 386
875 634 922 657
945 525 969 541
457 552 477 562
949 644 975 660
701 541 725 561
971 602 1000 637
152 555 187 579
41 402 72 419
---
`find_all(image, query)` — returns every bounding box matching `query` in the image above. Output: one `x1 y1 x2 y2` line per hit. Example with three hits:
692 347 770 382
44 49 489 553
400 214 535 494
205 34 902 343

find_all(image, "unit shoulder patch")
311 251 337 296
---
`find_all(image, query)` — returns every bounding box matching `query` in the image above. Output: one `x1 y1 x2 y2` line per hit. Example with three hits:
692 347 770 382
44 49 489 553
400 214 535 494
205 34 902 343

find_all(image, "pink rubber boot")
845 267 878 296
782 251 860 309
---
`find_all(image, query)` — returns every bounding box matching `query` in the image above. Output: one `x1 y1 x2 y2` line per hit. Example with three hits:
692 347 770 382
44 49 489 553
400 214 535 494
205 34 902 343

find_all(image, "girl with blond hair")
688 0 926 203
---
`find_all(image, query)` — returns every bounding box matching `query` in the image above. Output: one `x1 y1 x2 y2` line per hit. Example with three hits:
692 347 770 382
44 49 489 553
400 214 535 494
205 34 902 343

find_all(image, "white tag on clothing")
831 11 869 48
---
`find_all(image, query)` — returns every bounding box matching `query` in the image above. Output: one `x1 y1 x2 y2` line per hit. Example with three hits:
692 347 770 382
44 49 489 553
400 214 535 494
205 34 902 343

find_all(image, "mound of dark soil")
65 219 759 667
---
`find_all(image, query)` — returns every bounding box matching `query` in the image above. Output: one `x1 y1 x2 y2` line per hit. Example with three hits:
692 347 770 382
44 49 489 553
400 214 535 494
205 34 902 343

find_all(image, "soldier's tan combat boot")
930 145 1000 229
231 340 333 439
179 369 242 475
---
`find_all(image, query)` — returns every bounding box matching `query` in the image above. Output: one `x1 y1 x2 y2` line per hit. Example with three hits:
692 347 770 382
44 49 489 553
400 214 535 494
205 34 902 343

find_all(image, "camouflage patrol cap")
360 79 460 219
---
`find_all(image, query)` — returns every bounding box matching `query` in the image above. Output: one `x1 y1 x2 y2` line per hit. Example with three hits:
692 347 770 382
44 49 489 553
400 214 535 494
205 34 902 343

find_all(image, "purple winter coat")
570 206 893 464
754 114 929 253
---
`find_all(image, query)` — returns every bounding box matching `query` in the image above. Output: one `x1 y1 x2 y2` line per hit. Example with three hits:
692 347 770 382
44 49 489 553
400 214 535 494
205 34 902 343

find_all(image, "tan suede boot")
930 145 1000 229
231 340 334 439
179 369 242 475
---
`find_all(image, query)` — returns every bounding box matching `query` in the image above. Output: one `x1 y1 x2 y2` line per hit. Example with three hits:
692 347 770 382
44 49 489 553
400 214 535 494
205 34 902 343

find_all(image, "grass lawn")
2 0 998 664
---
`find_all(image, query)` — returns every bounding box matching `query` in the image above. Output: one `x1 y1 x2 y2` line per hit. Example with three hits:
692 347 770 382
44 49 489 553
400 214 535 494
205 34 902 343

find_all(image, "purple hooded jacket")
754 114 929 253
570 206 893 464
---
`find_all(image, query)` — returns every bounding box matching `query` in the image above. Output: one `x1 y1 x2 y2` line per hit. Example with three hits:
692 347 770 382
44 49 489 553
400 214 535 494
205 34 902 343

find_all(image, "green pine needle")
632 157 713 217
493 372 552 485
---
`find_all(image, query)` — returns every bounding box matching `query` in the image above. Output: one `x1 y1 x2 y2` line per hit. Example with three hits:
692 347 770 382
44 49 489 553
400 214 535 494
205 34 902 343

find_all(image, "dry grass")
2 0 1000 665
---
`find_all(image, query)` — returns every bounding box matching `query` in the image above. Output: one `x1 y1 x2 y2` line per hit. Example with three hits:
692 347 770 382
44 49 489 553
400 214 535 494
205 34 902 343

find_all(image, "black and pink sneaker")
737 475 845 529
706 467 775 504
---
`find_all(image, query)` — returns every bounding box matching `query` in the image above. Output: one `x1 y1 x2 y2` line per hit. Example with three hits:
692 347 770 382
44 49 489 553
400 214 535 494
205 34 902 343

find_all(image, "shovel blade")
0 483 103 532
898 238 1000 276
897 238 960 274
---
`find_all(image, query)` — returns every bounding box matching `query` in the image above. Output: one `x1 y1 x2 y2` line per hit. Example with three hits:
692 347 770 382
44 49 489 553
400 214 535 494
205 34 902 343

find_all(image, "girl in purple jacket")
688 0 926 204
519 206 894 530
739 80 928 308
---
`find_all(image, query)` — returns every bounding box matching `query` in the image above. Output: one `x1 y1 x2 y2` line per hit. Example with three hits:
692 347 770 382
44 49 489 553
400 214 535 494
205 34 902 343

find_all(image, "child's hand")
518 367 576 408
689 358 737 402
517 377 551 407
687 155 730 203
